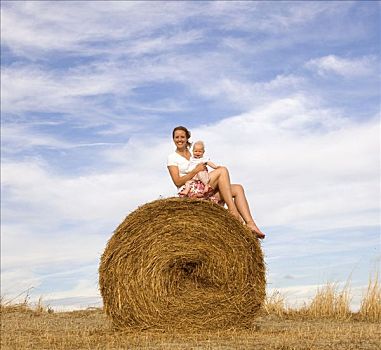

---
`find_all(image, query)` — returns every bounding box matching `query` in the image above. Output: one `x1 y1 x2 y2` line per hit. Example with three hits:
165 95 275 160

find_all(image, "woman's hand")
194 163 207 173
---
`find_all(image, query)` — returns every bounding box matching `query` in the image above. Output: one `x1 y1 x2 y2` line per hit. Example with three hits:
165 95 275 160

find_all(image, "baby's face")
193 145 204 158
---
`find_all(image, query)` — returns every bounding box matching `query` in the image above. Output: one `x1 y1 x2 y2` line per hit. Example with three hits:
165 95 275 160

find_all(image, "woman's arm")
168 163 206 187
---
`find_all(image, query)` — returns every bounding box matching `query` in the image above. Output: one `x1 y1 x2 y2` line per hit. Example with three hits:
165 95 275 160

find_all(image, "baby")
179 140 219 196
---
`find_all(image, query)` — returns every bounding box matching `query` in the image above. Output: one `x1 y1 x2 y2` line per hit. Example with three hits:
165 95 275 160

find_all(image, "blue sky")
1 1 380 310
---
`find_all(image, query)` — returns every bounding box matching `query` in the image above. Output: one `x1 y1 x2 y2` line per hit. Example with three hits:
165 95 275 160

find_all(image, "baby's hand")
195 163 207 172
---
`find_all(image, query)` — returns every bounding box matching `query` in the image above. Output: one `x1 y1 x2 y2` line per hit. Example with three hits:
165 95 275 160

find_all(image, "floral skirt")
178 180 223 205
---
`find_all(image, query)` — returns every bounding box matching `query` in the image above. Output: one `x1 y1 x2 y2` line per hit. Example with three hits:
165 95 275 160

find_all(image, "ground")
1 307 380 349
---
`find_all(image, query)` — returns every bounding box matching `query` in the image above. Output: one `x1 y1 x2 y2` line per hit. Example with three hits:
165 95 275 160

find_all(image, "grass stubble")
1 275 380 350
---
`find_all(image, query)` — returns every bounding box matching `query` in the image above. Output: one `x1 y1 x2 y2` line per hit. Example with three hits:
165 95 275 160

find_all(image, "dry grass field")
1 277 380 350
1 307 380 350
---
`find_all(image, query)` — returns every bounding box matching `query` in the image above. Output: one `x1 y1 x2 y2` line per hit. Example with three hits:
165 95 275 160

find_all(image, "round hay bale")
99 197 266 330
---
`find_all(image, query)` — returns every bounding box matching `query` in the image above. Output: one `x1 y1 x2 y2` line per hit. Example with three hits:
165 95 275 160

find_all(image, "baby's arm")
206 160 219 169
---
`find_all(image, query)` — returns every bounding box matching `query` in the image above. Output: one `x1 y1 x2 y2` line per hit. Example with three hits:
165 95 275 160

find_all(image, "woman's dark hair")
172 126 192 148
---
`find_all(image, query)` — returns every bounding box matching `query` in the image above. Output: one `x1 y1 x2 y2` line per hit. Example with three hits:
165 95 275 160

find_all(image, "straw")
99 197 266 330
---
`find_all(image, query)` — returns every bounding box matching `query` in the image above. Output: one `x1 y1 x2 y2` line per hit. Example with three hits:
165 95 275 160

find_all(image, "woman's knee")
232 184 244 195
218 166 229 175
210 166 229 187
211 166 228 178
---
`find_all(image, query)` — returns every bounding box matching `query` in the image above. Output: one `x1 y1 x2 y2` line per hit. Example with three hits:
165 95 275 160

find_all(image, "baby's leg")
197 171 211 192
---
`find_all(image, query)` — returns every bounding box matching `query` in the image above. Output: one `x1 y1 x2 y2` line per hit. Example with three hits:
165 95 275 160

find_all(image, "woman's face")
173 130 188 149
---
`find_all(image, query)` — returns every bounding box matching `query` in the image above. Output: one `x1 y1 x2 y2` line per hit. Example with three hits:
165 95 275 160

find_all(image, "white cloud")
204 1 354 34
1 161 170 227
1 1 362 62
1 221 106 268
196 75 306 109
1 63 124 115
2 1 376 123
1 124 70 151
305 55 378 77
123 29 204 57
189 97 379 230
1 51 240 117
1 2 202 57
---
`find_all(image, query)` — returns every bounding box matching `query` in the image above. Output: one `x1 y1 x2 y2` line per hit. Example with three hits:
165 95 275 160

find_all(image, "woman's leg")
208 167 240 219
230 184 253 223
231 184 265 238
209 168 265 238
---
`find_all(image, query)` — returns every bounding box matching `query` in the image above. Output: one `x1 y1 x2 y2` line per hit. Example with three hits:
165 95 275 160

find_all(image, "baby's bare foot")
203 185 210 194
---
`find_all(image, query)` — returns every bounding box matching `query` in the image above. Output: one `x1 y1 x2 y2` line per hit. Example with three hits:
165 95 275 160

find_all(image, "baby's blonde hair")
192 140 205 150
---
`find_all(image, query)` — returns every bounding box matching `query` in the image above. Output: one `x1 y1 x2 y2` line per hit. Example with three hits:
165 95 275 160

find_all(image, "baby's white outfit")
187 156 210 185
187 156 209 172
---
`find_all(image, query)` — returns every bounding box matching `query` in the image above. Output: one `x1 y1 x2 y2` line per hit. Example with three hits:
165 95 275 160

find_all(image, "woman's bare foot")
228 208 242 222
246 221 265 239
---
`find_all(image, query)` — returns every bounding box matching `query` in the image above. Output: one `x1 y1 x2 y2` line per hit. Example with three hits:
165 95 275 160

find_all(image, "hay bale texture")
99 197 266 330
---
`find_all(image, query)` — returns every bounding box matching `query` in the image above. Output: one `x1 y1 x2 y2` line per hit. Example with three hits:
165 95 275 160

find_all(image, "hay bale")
99 197 266 330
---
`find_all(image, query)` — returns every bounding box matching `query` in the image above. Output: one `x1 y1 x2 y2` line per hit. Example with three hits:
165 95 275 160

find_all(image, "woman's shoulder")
167 151 179 161
167 152 188 166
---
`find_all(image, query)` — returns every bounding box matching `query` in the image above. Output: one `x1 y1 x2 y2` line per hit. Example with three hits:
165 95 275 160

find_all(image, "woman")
167 126 265 239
